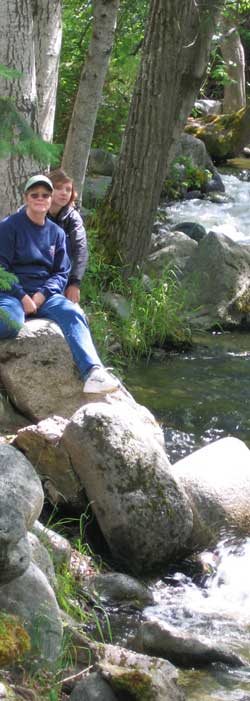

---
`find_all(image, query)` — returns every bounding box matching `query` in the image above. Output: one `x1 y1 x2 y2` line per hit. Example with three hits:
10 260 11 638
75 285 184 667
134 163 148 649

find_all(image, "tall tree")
99 0 225 276
220 12 246 112
31 0 62 141
0 0 62 217
62 0 120 203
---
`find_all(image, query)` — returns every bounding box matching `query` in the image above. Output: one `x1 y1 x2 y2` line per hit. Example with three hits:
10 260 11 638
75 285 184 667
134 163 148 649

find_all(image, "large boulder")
0 319 84 421
15 398 193 574
179 230 250 330
174 436 250 550
60 402 193 573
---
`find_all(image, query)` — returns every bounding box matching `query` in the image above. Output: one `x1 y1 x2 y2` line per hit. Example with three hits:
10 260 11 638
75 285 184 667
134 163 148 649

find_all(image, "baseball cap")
24 175 53 193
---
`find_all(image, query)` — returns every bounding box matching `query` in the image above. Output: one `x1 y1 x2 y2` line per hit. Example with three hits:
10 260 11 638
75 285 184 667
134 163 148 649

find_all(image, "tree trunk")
100 0 225 276
0 0 38 216
31 0 62 142
221 18 246 113
0 0 62 217
62 0 119 203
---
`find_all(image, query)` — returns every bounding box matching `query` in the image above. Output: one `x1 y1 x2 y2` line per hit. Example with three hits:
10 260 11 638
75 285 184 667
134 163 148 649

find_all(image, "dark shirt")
48 205 88 287
0 209 70 300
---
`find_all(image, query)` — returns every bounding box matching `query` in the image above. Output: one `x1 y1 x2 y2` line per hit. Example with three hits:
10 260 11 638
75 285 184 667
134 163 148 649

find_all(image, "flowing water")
123 172 250 700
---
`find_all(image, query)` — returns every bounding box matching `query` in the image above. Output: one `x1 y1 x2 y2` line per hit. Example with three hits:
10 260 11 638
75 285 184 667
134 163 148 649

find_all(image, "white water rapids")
165 172 250 243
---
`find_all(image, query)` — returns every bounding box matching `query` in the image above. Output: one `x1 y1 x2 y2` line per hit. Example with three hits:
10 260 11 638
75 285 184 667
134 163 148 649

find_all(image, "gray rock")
32 520 71 569
70 672 117 701
87 148 116 176
28 532 57 589
174 436 250 550
145 231 197 276
82 176 111 209
0 562 63 665
84 572 153 607
0 444 43 528
95 643 185 701
102 291 131 320
61 401 193 573
0 320 85 421
135 620 245 668
14 416 82 508
14 391 166 516
180 230 250 330
0 503 30 583
194 99 222 115
172 221 206 242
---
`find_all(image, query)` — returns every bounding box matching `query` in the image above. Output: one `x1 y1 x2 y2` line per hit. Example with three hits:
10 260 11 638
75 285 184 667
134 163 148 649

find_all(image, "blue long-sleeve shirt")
0 209 71 300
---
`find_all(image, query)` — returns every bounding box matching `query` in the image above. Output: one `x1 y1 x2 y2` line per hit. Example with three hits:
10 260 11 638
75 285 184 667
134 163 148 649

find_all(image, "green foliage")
163 156 212 200
0 97 61 164
112 268 192 359
55 0 148 152
0 64 62 165
0 267 22 331
80 223 192 364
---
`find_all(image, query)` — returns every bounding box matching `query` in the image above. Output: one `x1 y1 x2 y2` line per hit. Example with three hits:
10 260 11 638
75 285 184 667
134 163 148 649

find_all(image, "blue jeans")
0 293 102 380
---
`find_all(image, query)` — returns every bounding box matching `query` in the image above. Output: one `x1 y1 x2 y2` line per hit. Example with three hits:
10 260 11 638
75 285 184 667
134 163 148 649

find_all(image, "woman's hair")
48 168 77 205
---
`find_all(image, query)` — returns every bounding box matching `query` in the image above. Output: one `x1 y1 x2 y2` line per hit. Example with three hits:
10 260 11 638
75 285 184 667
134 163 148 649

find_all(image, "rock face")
0 319 84 421
174 436 250 549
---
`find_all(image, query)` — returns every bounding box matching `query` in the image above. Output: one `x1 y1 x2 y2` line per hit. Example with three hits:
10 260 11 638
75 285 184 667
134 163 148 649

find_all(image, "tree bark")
0 0 38 216
100 0 225 276
0 0 62 217
62 0 119 202
221 18 246 113
31 0 62 142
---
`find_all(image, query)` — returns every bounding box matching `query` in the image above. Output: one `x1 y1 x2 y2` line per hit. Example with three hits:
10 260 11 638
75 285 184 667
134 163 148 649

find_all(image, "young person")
0 174 120 395
47 169 87 304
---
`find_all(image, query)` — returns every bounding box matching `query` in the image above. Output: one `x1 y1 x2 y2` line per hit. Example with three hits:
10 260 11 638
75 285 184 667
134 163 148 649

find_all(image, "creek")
122 172 250 700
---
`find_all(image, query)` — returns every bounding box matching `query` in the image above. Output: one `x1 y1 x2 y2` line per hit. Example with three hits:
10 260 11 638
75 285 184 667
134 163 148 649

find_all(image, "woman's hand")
21 294 37 314
32 292 46 309
65 284 80 304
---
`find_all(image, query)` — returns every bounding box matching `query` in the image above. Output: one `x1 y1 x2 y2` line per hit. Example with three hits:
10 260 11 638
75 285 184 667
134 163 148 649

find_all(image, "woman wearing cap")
0 174 120 395
47 168 87 305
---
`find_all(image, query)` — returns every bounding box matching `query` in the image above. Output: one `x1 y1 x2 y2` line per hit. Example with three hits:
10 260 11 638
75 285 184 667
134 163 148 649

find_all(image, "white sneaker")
83 367 121 394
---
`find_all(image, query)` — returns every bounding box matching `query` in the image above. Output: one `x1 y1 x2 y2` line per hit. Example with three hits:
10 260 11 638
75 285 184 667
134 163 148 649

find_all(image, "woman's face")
51 181 73 209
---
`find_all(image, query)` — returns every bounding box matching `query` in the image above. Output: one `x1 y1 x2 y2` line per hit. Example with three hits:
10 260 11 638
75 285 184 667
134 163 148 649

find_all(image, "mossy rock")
0 612 30 665
185 106 250 163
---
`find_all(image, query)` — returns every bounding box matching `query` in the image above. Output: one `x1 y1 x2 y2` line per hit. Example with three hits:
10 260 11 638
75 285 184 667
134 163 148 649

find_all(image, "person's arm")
67 209 88 286
0 218 26 301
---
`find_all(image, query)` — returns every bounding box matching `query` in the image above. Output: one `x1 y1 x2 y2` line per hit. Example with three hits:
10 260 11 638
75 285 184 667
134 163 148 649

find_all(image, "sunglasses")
29 192 52 199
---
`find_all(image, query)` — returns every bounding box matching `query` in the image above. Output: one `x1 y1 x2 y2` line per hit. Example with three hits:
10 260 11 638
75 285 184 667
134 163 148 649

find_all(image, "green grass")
80 224 193 367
